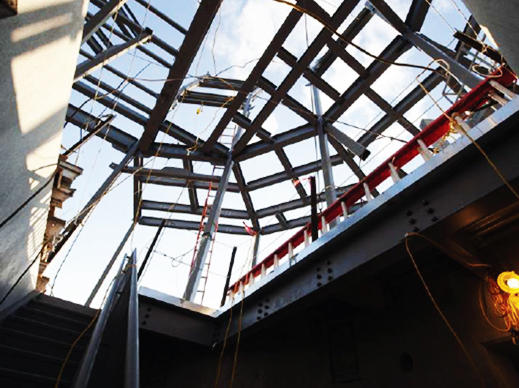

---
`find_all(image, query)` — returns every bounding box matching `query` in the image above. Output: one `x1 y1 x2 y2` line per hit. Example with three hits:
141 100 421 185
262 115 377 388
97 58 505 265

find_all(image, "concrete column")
0 0 89 309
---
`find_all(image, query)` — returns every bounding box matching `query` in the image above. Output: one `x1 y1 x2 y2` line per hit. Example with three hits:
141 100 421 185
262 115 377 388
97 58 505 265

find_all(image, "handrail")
73 255 129 388
73 249 141 388
125 250 140 388
228 66 517 296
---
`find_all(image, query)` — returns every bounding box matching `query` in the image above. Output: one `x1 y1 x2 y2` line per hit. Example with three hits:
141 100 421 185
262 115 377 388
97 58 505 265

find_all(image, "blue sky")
45 0 491 309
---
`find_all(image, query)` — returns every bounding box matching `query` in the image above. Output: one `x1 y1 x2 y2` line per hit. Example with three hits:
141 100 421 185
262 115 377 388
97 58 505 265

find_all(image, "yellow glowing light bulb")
507 278 519 290
498 271 519 294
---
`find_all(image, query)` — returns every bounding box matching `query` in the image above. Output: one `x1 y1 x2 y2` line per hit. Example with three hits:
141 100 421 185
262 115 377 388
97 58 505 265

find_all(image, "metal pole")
137 219 165 280
310 176 318 242
85 221 136 307
312 87 337 224
221 247 237 307
251 233 261 267
74 257 128 388
125 250 140 388
133 156 143 222
49 142 138 264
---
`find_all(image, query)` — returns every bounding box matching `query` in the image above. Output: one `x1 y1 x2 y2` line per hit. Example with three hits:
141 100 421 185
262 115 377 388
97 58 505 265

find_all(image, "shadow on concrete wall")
0 0 85 307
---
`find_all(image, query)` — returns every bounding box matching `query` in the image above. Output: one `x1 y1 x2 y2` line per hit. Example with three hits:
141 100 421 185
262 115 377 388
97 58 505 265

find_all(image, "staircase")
0 294 97 387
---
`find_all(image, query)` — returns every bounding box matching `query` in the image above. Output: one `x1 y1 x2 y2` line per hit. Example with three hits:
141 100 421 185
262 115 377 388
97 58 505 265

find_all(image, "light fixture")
497 271 519 294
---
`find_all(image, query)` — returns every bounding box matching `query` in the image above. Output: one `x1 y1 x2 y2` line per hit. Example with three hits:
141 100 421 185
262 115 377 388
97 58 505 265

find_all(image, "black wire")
0 245 45 308
0 170 57 231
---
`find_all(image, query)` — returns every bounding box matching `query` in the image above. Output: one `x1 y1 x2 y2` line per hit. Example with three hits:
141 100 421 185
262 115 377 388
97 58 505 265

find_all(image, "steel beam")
79 50 158 98
113 164 221 183
232 0 361 155
183 160 199 212
404 32 481 88
140 0 223 151
405 0 430 31
314 7 373 76
367 0 480 88
248 155 345 191
90 0 178 58
140 200 249 220
201 8 303 153
140 217 248 236
73 81 228 156
82 0 130 44
235 123 315 162
256 188 360 219
233 163 260 230
66 105 135 152
326 124 370 160
133 0 187 34
63 115 115 157
75 29 152 82
83 74 151 115
137 176 240 193
324 36 412 122
140 184 356 222
275 148 308 202
357 70 444 147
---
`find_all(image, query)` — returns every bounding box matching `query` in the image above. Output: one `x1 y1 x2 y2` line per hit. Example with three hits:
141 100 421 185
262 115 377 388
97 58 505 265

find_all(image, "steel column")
252 234 261 267
312 86 337 212
74 257 128 388
221 247 238 306
125 250 140 388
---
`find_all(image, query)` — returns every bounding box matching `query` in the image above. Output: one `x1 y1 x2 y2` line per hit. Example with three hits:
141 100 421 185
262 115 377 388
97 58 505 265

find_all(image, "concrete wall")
462 1 519 74
0 0 87 309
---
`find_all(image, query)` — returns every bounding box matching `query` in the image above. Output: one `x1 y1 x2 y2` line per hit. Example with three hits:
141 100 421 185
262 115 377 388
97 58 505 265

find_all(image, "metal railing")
73 250 140 388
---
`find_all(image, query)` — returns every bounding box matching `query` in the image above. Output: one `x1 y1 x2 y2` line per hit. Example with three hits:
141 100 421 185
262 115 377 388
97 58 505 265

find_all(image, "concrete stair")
0 294 97 387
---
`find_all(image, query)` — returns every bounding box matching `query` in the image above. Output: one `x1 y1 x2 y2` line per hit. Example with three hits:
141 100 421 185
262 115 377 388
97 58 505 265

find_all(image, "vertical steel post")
251 233 261 267
74 257 128 388
133 156 143 221
125 250 140 388
310 176 318 242
137 219 165 280
221 246 237 307
312 86 337 209
85 222 136 307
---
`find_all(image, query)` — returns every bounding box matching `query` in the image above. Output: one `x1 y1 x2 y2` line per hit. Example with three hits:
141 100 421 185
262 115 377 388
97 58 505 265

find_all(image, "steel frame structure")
60 0 510 302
